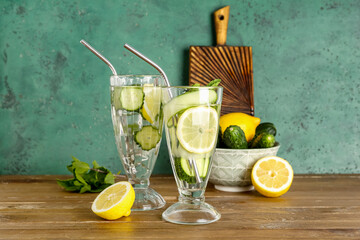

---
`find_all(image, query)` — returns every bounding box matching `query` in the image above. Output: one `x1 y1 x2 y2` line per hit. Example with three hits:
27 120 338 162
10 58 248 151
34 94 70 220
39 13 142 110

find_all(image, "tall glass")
110 75 165 211
161 86 223 225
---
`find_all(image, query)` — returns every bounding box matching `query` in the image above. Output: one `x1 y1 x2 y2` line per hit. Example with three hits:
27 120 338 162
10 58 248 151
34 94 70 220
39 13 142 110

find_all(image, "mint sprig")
207 79 221 87
57 156 119 193
188 79 222 92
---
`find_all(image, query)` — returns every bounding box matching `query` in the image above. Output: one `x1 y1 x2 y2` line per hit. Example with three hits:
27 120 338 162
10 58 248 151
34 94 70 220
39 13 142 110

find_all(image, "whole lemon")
219 112 260 142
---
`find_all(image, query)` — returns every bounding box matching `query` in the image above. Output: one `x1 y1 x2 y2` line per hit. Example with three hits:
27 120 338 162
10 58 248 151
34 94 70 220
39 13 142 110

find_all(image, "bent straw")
124 44 170 87
80 40 118 76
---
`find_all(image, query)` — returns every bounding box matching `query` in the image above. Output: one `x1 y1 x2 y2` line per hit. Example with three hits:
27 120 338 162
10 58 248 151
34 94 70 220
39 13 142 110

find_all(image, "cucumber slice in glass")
163 90 217 124
135 126 161 151
120 86 144 111
180 157 209 178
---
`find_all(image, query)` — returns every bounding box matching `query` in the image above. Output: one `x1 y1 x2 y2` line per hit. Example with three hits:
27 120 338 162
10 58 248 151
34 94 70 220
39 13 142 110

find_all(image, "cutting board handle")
214 6 230 46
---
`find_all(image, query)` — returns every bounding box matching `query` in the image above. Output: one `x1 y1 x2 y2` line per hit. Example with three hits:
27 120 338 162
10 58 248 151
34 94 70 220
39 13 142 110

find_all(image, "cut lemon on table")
91 181 135 220
251 156 294 198
141 84 161 124
176 106 219 154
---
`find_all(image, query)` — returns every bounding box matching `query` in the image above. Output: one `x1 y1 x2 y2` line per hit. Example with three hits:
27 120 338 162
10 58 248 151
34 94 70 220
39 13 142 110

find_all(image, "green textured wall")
1 0 359 175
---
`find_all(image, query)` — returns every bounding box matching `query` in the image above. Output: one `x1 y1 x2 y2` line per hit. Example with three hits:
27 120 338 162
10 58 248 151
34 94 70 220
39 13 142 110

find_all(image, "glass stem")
128 178 150 189
179 193 205 205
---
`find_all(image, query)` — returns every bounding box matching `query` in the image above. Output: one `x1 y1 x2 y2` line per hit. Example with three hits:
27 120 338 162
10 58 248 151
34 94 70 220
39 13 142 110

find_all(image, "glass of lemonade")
161 86 223 225
110 75 165 211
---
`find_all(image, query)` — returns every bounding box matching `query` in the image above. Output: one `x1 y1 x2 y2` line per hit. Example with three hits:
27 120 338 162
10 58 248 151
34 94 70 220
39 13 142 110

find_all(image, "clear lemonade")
111 84 163 185
162 87 221 199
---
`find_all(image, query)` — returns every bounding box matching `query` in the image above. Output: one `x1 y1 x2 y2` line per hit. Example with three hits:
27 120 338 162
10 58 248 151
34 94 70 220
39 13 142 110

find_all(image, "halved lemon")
176 106 219 154
251 156 293 198
141 84 161 124
91 181 135 220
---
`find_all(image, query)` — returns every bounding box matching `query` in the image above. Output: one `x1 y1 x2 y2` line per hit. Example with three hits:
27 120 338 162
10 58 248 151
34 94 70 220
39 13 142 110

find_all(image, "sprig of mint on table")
57 156 120 193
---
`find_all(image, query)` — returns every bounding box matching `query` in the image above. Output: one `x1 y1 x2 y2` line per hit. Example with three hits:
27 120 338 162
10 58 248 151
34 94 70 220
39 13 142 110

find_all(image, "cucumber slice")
120 87 144 111
163 89 218 124
166 108 187 128
135 126 161 150
175 143 212 160
180 157 209 178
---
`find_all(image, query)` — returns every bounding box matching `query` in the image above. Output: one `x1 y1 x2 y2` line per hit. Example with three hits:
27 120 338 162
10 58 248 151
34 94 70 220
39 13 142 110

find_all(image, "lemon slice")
251 156 294 198
176 106 219 154
91 181 135 220
141 84 161 124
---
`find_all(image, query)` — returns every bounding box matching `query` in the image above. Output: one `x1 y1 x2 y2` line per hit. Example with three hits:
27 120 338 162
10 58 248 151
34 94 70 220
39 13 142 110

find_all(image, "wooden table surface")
0 175 359 239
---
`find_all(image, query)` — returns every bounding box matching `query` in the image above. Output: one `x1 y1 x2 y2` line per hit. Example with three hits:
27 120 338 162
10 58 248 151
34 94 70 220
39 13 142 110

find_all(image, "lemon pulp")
141 84 161 124
176 106 219 154
91 181 135 220
251 156 293 198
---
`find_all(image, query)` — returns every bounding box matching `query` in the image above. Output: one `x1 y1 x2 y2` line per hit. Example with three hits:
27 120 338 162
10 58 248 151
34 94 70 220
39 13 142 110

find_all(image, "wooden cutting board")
189 6 254 116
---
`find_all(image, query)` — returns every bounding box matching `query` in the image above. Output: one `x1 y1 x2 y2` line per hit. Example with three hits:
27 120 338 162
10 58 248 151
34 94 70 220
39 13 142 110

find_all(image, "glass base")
162 201 221 225
131 187 166 211
214 184 254 192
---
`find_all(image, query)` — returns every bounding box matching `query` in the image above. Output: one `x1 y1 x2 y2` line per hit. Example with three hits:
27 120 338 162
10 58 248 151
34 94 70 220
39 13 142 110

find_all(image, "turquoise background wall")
0 0 359 175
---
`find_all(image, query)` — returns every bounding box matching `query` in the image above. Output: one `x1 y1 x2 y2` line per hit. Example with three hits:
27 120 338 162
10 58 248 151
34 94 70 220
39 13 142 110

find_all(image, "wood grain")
189 6 254 116
189 46 254 116
0 175 360 239
214 6 230 45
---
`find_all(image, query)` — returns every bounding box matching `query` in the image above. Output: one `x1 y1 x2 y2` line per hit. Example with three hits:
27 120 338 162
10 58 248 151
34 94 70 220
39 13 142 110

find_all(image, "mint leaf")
207 79 221 87
67 156 90 173
56 179 82 192
74 170 87 184
73 180 84 186
73 159 90 174
57 157 118 193
80 184 91 194
188 83 201 93
104 172 115 185
92 160 101 169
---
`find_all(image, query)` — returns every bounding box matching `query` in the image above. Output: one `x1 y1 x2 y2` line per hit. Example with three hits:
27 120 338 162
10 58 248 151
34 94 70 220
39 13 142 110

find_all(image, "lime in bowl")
161 86 223 225
110 75 165 211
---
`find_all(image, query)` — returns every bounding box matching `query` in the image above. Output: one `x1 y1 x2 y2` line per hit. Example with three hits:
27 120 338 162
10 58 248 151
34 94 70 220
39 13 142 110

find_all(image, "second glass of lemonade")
110 75 165 211
161 86 223 224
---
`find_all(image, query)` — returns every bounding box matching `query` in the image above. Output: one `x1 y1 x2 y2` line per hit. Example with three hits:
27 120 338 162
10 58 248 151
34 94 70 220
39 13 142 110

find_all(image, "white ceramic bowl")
209 143 280 192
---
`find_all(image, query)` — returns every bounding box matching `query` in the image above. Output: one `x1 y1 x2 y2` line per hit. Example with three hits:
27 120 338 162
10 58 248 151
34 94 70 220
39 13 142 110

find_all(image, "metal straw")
124 44 170 87
123 44 202 183
80 40 118 76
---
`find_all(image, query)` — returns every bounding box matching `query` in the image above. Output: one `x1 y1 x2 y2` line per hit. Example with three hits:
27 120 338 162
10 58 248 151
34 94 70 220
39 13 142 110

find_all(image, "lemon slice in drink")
251 156 294 198
176 106 219 154
91 181 135 220
141 84 161 124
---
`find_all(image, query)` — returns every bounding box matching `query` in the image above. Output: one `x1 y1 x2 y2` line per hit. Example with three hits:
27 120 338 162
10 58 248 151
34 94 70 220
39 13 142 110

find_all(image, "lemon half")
251 156 293 198
91 181 135 220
